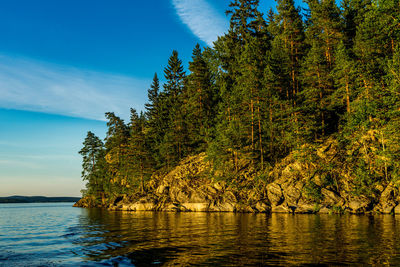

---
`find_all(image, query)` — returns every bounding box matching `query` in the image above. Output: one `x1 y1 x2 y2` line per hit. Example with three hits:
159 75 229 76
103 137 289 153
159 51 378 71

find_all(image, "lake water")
1 203 400 266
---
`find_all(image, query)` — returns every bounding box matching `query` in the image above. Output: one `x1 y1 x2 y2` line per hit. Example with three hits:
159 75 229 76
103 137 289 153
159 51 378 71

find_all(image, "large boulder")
394 204 400 214
173 190 190 203
281 181 303 207
380 182 397 202
347 196 372 213
188 191 208 203
255 202 270 213
321 188 343 206
156 185 169 195
181 203 209 212
295 199 317 214
271 204 290 213
127 202 155 211
163 203 181 212
209 202 235 212
378 183 398 213
266 183 283 206
222 191 237 203
74 195 107 208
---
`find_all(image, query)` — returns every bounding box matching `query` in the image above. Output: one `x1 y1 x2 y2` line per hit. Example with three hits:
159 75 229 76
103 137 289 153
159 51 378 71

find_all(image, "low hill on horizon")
0 196 80 203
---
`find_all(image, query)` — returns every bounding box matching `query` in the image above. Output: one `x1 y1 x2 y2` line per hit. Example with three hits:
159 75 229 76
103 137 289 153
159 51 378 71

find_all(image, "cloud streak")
0 55 150 121
0 159 43 170
172 0 229 46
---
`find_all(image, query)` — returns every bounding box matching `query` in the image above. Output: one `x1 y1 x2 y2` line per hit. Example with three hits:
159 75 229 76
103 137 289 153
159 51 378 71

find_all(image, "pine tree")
341 0 371 52
332 41 356 114
145 73 160 121
301 0 343 139
301 40 331 140
383 44 400 180
227 0 264 39
263 36 293 161
144 73 164 167
353 0 399 102
263 0 306 158
79 131 106 199
104 112 130 194
159 50 187 167
104 112 129 151
237 33 270 167
276 0 305 102
184 44 215 153
211 0 268 171
128 109 153 193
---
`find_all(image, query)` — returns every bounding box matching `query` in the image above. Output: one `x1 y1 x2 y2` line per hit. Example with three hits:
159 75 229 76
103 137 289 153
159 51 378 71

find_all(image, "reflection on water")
2 203 400 266
70 209 400 266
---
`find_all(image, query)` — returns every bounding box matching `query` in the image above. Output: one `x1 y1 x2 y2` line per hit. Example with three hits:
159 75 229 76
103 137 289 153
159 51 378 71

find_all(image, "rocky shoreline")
75 139 400 215
74 181 400 215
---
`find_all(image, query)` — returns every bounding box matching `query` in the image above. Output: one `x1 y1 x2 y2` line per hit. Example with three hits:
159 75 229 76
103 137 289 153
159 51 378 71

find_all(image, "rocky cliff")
75 137 400 214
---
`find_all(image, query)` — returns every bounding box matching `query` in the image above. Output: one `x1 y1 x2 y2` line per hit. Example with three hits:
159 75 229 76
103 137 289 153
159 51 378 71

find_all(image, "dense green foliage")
80 0 400 202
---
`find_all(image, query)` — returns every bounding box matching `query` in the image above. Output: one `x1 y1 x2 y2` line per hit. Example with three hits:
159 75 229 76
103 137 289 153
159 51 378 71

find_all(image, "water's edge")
3 203 400 266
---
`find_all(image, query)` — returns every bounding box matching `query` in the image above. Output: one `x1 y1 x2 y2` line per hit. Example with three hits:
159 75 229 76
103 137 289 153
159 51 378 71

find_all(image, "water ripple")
2 204 400 265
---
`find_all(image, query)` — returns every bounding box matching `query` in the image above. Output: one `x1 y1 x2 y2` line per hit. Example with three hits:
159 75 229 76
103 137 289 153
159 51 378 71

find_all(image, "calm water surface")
1 203 400 266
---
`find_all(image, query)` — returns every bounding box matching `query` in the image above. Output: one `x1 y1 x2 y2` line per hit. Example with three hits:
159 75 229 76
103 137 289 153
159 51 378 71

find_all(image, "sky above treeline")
0 0 302 197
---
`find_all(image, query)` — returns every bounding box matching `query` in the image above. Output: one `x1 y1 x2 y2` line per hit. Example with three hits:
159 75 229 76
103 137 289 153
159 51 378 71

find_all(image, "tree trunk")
345 79 351 113
140 159 144 193
317 70 325 137
257 98 264 169
381 131 388 181
251 98 254 153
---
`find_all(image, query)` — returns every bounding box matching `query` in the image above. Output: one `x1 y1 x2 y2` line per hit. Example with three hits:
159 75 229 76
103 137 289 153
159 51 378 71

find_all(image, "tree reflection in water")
69 209 400 266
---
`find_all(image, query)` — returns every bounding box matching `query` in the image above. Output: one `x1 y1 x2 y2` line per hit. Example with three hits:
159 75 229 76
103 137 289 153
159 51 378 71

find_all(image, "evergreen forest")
79 0 400 205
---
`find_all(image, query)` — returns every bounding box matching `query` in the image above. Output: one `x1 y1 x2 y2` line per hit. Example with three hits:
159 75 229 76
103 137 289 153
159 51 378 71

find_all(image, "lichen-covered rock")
381 183 397 200
235 204 254 213
188 191 207 203
181 203 209 212
318 207 331 214
381 204 395 214
213 182 225 191
266 183 283 206
394 204 400 214
321 189 343 206
73 196 99 208
156 185 168 195
347 197 372 213
271 205 289 213
255 202 270 213
222 191 237 203
164 203 180 212
281 181 303 207
376 182 398 213
295 199 317 214
209 202 235 212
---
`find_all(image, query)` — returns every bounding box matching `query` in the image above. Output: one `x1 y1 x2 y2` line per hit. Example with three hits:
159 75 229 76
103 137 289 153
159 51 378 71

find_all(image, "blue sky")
0 0 301 197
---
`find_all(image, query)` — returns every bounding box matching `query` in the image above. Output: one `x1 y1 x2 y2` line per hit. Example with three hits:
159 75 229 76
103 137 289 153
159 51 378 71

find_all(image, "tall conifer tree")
144 73 164 167
104 112 130 193
79 131 106 198
160 50 187 167
185 44 215 152
128 109 152 193
301 0 343 139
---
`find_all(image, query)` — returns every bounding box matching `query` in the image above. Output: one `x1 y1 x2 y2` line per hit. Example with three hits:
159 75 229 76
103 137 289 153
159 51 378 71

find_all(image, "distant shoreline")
0 196 80 203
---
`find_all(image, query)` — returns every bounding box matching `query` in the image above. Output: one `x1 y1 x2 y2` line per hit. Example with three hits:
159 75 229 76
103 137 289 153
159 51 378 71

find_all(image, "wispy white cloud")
172 0 229 46
0 153 78 169
0 159 43 169
0 55 150 121
5 154 77 161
